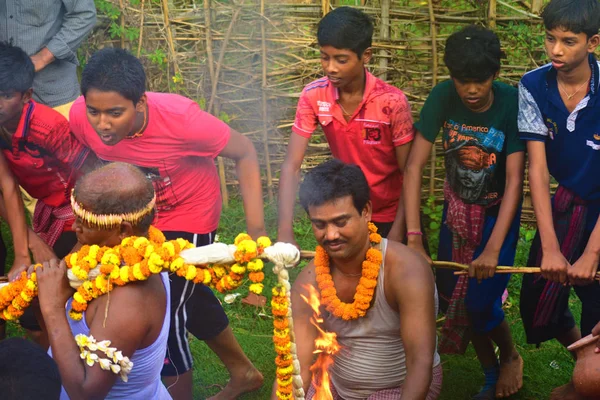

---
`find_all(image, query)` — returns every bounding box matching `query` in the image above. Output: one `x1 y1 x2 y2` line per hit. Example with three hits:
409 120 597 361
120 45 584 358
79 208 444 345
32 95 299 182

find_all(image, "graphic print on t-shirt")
443 119 505 204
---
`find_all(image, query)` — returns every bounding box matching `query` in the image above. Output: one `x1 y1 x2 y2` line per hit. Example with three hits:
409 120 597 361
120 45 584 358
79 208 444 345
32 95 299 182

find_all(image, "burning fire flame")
301 285 341 400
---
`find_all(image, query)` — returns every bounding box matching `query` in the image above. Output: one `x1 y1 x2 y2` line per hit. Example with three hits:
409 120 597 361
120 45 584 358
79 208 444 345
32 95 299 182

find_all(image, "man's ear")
362 48 373 65
588 34 600 53
22 88 33 104
119 221 135 239
362 200 373 222
135 93 147 113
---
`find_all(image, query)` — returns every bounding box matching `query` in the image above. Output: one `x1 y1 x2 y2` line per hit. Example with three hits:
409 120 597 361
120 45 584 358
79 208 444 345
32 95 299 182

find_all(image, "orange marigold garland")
315 222 382 320
0 265 41 321
272 284 293 400
215 233 270 295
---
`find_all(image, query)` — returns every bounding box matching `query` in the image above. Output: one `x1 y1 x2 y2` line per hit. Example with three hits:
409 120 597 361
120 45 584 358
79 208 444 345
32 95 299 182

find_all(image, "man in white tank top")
271 159 442 400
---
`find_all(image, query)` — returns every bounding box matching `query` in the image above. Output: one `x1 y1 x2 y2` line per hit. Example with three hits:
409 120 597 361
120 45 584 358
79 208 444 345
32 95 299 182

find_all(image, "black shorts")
520 230 600 345
161 230 229 377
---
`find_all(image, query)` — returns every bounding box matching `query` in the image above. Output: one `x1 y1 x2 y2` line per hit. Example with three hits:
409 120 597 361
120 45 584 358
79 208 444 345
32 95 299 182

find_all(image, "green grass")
4 198 580 399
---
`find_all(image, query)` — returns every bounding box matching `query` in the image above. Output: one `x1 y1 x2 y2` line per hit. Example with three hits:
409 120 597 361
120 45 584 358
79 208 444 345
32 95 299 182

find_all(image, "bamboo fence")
87 0 552 222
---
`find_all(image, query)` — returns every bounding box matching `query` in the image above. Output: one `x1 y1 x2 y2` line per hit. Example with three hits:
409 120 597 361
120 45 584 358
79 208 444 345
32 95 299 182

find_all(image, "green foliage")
422 195 443 260
147 48 168 67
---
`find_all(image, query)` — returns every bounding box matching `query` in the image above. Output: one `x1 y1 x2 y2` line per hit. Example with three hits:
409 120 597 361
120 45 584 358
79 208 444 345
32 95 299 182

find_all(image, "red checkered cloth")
306 363 443 400
438 181 486 354
32 200 74 247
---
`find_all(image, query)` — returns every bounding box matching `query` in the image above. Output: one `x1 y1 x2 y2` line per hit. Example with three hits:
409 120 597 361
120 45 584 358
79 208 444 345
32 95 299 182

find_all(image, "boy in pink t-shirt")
278 7 415 245
70 48 265 399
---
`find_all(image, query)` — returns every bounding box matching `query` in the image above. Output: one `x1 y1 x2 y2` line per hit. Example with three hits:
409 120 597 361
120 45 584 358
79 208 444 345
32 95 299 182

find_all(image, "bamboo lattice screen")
87 0 550 222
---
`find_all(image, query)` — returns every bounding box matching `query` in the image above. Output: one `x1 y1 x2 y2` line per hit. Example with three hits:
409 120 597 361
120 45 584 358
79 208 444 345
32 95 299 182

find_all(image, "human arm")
390 243 436 399
470 151 525 281
218 129 266 239
31 0 97 72
403 133 434 262
270 264 318 398
568 213 600 285
0 156 31 278
387 143 411 242
277 134 310 247
527 141 569 283
38 259 151 399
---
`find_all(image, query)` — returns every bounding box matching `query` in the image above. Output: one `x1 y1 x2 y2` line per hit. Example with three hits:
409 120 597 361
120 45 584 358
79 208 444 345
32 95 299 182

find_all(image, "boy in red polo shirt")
278 6 414 244
0 43 98 339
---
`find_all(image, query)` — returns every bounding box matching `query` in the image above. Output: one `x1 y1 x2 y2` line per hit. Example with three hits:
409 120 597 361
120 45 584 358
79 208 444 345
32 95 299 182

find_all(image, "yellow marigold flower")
101 252 120 266
184 265 197 281
213 265 226 278
73 265 88 281
202 269 211 284
234 233 252 245
82 255 98 269
143 244 155 258
276 364 294 377
74 292 86 305
162 242 175 258
69 310 83 321
110 266 120 280
119 267 130 283
148 260 162 274
272 285 286 297
276 376 293 387
249 283 264 294
132 264 146 281
238 239 257 254
88 245 100 260
276 391 292 400
133 237 149 249
25 280 36 291
246 259 264 272
257 236 271 249
230 263 246 275
169 258 184 273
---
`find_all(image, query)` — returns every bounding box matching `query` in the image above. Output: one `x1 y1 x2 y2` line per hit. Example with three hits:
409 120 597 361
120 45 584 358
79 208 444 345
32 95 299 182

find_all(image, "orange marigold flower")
273 318 289 330
248 272 264 283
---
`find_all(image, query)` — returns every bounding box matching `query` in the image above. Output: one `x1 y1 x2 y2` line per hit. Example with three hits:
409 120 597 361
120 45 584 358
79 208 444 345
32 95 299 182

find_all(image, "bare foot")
550 382 586 400
495 351 523 398
207 367 264 400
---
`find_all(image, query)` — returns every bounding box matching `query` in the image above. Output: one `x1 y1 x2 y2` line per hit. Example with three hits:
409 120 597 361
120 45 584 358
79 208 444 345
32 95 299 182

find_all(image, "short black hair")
542 0 600 38
0 42 34 94
74 162 156 234
299 159 370 215
317 7 374 57
81 48 146 104
0 338 61 399
444 25 505 82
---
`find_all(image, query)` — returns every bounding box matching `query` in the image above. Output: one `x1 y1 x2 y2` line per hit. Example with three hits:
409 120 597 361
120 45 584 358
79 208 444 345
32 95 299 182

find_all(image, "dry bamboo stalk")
488 0 497 29
530 0 543 13
136 0 145 58
322 0 329 16
118 0 126 48
260 0 274 202
427 0 438 199
202 0 228 207
378 0 390 81
161 0 181 76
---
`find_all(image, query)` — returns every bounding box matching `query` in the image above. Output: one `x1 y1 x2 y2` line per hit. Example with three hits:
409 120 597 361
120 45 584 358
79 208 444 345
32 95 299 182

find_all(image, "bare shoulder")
384 240 434 290
292 260 317 293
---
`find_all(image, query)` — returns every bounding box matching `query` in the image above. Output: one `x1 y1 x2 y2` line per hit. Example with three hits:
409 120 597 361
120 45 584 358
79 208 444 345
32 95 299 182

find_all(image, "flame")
301 285 341 400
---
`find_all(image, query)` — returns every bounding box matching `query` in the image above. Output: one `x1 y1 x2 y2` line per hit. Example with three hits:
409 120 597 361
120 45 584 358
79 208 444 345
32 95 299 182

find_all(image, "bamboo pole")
203 0 228 208
427 0 438 198
136 0 145 58
118 0 126 48
531 0 543 13
260 0 274 202
378 0 390 81
322 0 330 16
488 0 497 29
161 0 181 76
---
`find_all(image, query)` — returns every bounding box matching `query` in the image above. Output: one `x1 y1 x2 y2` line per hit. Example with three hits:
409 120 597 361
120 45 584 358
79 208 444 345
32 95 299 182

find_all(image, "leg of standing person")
161 231 263 400
0 230 6 341
467 208 522 399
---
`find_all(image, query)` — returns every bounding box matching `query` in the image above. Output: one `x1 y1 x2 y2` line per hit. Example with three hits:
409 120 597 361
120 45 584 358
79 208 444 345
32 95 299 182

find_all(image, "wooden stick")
260 0 273 202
